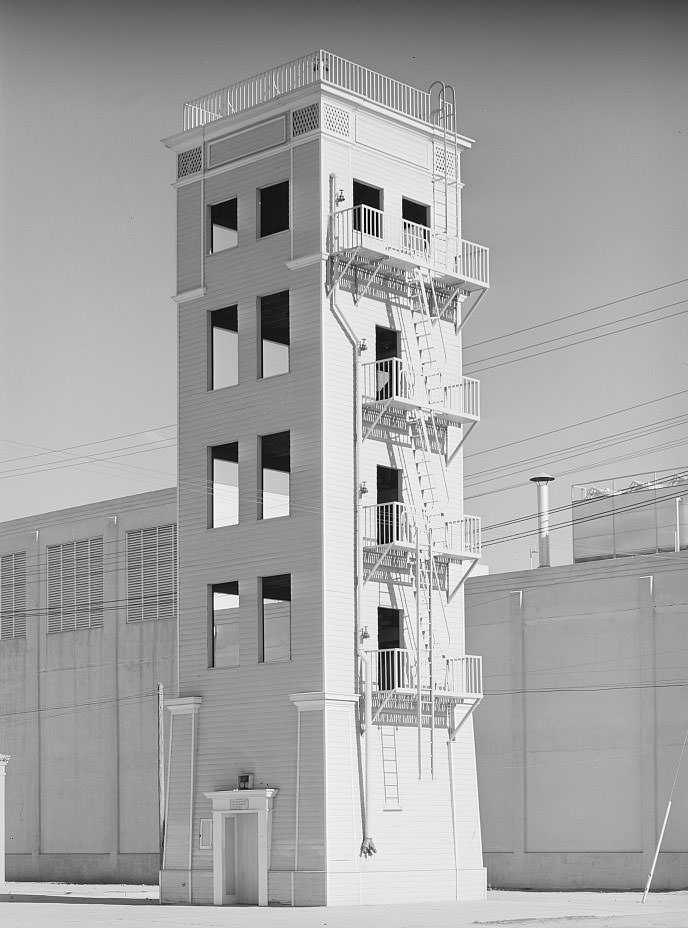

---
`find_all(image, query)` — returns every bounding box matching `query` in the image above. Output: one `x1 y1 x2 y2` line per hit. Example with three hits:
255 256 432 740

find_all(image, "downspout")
327 173 375 857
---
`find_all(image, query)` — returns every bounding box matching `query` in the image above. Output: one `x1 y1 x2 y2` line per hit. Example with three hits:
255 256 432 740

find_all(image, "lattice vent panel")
177 146 203 178
323 104 350 138
292 103 320 136
434 146 457 178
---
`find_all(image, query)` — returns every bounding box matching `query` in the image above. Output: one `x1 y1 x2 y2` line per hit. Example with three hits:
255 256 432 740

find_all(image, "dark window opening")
377 606 402 690
377 466 402 545
261 574 291 662
258 181 289 237
210 198 238 253
210 306 238 390
210 581 239 668
211 443 239 528
260 291 289 378
260 431 290 520
353 180 383 236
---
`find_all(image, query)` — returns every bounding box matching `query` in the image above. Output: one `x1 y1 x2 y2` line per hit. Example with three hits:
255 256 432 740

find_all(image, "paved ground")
2 883 688 928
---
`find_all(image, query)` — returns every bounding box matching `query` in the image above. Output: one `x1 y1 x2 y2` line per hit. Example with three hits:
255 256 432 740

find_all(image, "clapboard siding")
177 181 202 293
164 712 193 870
297 710 326 871
325 703 359 871
176 133 326 894
292 139 321 257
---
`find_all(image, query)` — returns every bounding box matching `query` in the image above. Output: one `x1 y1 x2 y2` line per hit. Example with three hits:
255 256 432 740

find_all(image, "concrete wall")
0 489 176 882
465 552 688 890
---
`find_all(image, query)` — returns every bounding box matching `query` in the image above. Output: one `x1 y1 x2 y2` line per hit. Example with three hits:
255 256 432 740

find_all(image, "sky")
1 0 687 573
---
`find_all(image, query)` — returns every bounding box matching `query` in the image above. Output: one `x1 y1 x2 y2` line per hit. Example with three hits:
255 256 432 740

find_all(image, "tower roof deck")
183 49 463 135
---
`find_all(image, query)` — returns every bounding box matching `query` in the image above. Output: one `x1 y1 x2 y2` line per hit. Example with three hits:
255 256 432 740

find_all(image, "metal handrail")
365 648 482 696
361 359 480 421
332 205 489 286
362 502 417 548
438 516 482 557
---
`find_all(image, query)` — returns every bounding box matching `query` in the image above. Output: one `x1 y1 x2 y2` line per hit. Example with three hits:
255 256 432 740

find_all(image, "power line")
466 303 688 375
465 298 688 368
466 415 688 488
464 389 688 461
463 278 688 351
0 425 177 466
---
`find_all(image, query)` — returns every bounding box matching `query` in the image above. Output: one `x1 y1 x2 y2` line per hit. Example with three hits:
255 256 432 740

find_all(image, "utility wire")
464 388 688 460
467 303 688 375
463 278 688 350
465 298 688 368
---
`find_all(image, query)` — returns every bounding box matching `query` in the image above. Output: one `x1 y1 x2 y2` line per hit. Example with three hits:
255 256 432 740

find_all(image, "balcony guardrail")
332 205 489 287
183 50 435 130
362 505 481 558
361 359 480 421
439 516 482 557
443 377 480 419
362 502 416 548
366 648 482 697
362 358 417 405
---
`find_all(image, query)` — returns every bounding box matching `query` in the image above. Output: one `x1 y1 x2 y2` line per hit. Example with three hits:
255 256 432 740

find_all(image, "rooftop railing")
183 50 439 130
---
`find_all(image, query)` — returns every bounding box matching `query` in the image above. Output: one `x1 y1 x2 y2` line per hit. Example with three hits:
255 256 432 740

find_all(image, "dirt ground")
2 883 688 928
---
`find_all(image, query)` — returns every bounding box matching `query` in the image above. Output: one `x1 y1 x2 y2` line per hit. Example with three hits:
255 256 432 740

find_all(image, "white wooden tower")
161 50 489 907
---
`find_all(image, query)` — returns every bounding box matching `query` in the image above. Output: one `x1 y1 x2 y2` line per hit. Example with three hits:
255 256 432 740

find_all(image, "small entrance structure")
203 789 278 906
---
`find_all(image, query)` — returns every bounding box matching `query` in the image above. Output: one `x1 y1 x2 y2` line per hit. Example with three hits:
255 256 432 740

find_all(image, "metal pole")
416 526 422 779
157 683 165 874
530 475 554 568
675 497 682 553
642 800 672 904
642 725 688 902
429 528 435 780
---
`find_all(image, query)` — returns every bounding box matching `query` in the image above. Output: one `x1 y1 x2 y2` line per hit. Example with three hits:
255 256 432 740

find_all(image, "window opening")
259 291 289 378
377 606 402 689
258 181 289 237
210 198 238 253
353 180 383 237
211 581 240 668
210 306 238 390
377 466 402 545
261 574 291 662
211 443 239 527
260 431 290 520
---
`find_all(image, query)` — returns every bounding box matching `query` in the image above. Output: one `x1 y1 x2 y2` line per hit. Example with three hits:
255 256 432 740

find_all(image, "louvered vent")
323 104 350 138
434 146 457 178
1 551 26 639
47 538 103 633
292 103 320 136
126 524 177 623
177 146 203 178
